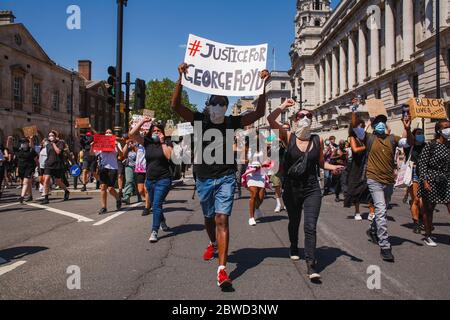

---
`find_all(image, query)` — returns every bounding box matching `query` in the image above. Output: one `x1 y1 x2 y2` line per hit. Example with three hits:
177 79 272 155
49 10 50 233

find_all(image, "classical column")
339 41 347 94
348 32 356 87
370 15 380 77
332 48 339 97
320 59 325 103
358 22 367 83
325 54 332 100
403 0 414 60
385 0 395 70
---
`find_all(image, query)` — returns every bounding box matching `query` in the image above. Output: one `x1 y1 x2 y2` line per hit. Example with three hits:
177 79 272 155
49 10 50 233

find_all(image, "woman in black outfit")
268 99 343 281
130 118 173 243
16 137 38 203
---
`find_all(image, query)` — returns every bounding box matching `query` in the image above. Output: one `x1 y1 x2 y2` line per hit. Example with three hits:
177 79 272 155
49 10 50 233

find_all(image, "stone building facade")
290 0 450 140
0 11 81 147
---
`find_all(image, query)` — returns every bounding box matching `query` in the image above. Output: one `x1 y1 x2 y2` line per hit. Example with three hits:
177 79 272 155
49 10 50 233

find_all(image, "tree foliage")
142 78 197 123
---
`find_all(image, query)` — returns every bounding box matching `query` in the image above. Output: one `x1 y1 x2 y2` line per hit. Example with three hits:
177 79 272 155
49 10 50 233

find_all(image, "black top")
80 135 94 152
284 134 321 184
193 112 243 179
144 136 172 181
405 143 425 164
17 149 37 169
45 140 66 170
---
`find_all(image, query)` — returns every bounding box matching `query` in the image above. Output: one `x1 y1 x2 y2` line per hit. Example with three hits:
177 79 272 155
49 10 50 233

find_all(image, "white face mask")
294 118 312 140
442 128 450 139
207 105 227 124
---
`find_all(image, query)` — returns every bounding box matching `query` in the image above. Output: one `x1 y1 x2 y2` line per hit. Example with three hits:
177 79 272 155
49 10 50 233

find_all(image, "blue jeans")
196 174 236 218
145 178 172 232
367 179 394 250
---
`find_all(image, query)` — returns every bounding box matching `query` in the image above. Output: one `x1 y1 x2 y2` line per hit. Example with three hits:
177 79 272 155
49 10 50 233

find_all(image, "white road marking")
0 202 20 209
0 260 27 276
25 203 94 223
94 202 142 226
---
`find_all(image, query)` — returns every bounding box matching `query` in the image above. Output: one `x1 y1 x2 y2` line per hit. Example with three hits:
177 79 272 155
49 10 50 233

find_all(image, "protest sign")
131 115 151 131
76 118 90 129
365 99 388 118
93 134 116 152
407 98 447 120
182 34 268 96
165 120 175 137
177 122 194 136
22 125 37 137
143 109 155 118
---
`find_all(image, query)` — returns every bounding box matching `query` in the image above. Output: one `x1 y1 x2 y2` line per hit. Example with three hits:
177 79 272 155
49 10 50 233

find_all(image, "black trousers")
283 178 322 262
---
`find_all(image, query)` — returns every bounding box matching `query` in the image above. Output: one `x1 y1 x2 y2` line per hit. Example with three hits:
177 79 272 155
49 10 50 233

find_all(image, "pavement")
0 176 449 300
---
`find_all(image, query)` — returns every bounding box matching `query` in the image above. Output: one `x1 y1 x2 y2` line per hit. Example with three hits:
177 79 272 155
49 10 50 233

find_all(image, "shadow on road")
164 207 194 214
158 224 204 240
165 200 188 205
228 246 363 281
257 215 288 223
389 236 423 247
0 246 48 265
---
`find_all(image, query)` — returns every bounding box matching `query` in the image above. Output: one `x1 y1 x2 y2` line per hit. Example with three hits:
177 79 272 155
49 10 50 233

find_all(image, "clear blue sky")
3 0 340 109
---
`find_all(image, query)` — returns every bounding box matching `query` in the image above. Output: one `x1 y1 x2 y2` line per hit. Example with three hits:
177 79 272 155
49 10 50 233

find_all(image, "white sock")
218 265 226 273
276 198 281 207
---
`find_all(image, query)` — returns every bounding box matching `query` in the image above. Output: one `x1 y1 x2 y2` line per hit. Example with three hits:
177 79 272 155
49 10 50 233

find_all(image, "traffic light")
107 66 117 106
134 78 146 109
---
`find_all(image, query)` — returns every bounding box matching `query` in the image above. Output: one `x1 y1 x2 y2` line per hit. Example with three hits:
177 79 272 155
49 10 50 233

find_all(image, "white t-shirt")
134 144 146 173
39 146 48 169
96 150 118 170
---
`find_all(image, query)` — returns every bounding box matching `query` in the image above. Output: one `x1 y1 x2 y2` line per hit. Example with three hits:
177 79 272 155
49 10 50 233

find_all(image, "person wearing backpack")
268 99 344 281
417 120 450 247
351 108 413 262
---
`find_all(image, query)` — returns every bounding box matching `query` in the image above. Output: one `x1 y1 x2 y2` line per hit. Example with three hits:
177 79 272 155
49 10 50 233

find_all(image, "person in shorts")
96 129 122 215
41 131 70 204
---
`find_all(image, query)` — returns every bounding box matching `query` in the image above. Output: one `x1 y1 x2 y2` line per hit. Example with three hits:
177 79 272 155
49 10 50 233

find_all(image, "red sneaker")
217 268 232 288
203 243 216 261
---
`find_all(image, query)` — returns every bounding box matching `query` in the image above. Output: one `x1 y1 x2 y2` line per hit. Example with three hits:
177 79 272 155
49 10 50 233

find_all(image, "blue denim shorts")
196 174 236 218
412 166 419 183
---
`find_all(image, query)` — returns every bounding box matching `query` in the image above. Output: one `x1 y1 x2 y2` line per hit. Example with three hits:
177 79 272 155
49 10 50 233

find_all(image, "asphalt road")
0 177 449 300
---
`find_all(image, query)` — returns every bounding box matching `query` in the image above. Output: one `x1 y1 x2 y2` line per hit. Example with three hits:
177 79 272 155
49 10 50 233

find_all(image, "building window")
13 76 23 102
52 91 60 111
447 49 450 80
32 83 41 105
281 111 286 123
281 82 286 90
314 0 322 10
392 82 398 105
315 19 321 27
302 16 308 26
67 94 72 113
412 74 419 97
375 89 381 99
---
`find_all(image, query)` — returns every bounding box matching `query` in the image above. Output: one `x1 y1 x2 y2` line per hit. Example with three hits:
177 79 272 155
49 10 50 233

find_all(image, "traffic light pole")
125 72 131 133
114 0 127 136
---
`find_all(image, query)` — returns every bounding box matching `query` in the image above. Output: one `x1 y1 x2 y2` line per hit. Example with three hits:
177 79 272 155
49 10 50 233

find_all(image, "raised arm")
267 99 296 146
241 70 270 127
171 63 195 123
129 117 152 145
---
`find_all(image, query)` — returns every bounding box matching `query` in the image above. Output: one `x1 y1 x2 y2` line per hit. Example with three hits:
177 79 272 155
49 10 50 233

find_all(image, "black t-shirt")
193 112 243 179
405 143 425 164
17 149 37 169
80 136 94 152
45 140 66 170
144 136 172 181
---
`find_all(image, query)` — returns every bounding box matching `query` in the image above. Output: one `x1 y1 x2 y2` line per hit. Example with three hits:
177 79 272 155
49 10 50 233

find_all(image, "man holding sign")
172 56 269 289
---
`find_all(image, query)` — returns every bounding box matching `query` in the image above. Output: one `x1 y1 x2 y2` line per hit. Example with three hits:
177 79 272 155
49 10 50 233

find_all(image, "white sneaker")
149 231 158 243
255 209 264 220
39 184 44 193
248 218 257 226
423 237 437 247
274 204 281 213
368 214 375 222
354 214 363 221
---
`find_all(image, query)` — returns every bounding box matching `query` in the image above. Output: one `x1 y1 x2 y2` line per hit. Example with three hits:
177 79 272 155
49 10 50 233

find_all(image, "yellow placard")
76 118 90 129
407 98 447 120
22 125 37 137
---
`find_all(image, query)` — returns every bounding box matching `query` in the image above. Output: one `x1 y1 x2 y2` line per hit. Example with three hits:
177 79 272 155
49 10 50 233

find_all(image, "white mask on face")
294 118 312 140
207 105 227 124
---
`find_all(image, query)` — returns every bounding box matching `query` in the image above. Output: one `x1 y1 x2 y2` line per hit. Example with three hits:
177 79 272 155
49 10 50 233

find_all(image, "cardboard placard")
131 115 152 131
177 122 194 136
365 99 388 118
143 109 155 118
76 118 90 129
182 34 268 96
407 98 447 120
165 120 176 137
93 135 116 152
23 125 37 137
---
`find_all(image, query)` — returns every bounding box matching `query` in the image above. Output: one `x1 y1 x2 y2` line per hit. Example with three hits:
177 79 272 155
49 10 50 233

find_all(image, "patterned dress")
418 141 450 205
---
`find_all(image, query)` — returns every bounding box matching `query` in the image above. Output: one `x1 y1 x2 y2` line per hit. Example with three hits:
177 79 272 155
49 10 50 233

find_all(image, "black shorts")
117 161 125 175
99 168 118 188
44 168 64 179
136 173 146 184
39 168 45 177
82 156 97 172
18 166 35 179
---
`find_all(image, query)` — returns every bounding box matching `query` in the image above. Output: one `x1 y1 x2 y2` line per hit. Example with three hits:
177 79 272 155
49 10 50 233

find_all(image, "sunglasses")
297 113 313 120
207 98 227 107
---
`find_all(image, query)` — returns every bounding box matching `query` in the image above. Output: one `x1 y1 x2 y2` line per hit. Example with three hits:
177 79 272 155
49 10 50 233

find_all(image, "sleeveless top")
284 134 320 184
